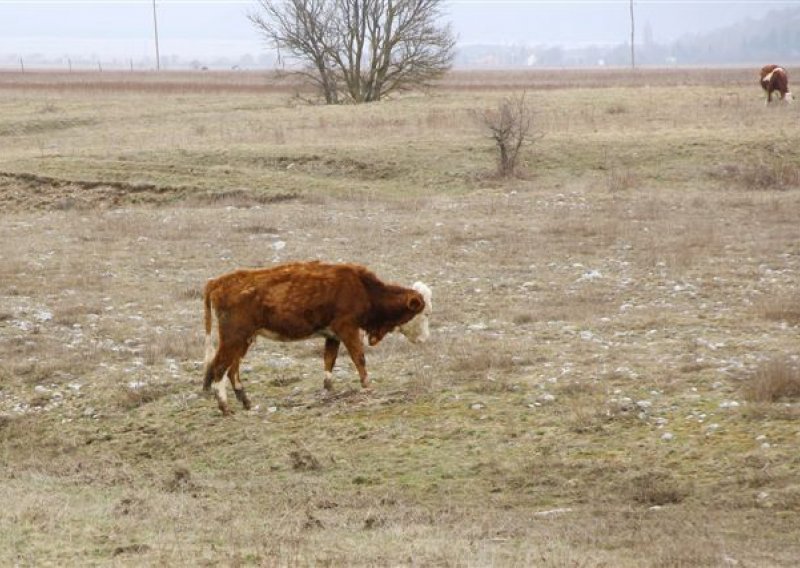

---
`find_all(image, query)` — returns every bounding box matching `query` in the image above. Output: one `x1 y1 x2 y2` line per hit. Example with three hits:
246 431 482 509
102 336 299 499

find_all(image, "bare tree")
249 0 455 104
477 93 539 178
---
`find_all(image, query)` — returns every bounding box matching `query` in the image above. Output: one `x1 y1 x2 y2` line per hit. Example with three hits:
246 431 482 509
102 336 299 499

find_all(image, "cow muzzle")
398 314 430 344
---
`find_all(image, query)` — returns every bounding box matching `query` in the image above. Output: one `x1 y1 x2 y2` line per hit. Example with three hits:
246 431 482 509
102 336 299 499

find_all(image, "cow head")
397 281 432 344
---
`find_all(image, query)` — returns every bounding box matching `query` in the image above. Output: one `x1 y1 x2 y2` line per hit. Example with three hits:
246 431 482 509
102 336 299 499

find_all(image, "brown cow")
202 261 432 415
760 64 792 104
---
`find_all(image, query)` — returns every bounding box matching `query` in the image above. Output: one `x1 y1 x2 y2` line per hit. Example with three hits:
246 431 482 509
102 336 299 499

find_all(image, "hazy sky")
0 1 795 61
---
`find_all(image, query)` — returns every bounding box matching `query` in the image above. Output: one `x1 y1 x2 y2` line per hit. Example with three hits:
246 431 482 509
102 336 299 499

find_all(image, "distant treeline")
456 8 800 68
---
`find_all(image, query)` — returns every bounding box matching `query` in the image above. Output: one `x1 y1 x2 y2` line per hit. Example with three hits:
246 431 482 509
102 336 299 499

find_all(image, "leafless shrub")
744 359 800 403
626 470 689 506
475 92 541 177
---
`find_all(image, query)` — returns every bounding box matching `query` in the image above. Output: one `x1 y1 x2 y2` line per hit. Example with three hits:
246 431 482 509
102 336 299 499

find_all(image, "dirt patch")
0 171 300 211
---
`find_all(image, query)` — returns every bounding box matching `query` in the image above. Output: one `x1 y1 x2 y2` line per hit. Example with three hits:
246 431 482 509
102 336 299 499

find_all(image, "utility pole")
629 0 635 69
152 0 161 70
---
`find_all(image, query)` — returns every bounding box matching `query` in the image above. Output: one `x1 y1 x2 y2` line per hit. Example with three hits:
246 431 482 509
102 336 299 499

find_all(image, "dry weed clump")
446 339 522 380
625 470 690 506
165 465 196 493
290 447 322 471
714 158 800 191
142 331 201 365
744 359 800 403
116 383 171 410
605 103 628 115
758 294 800 325
606 167 639 192
567 401 610 434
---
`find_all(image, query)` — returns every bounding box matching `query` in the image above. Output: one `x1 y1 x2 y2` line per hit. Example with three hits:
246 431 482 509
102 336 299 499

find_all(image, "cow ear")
407 294 424 313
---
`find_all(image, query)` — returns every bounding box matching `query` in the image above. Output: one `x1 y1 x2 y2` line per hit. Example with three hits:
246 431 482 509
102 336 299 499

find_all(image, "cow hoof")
219 405 234 416
234 388 251 410
323 377 334 391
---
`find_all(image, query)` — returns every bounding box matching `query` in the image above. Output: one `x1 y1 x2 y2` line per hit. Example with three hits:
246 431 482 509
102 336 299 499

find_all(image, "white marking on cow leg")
213 378 232 415
786 92 793 103
323 371 334 391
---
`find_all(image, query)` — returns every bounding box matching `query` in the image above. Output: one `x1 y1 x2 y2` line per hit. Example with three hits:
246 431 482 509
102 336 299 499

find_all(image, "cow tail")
203 283 216 384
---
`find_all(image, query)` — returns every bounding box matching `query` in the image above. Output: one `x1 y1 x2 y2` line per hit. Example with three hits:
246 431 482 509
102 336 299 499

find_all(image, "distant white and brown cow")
760 64 792 103
202 261 432 415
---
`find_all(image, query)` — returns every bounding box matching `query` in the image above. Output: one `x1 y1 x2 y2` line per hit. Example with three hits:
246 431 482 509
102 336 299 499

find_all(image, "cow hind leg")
206 360 232 416
323 338 340 391
205 345 245 416
227 341 253 410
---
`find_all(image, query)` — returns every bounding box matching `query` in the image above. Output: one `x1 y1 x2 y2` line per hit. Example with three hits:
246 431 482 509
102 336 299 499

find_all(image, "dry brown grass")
744 359 800 403
758 293 800 324
1 69 800 566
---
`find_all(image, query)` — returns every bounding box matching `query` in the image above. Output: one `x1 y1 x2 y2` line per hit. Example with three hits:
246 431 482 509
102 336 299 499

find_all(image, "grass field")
1 68 800 566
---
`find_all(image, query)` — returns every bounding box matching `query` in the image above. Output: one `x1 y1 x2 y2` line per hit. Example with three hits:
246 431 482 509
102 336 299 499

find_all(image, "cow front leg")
228 358 252 411
323 338 340 391
339 330 370 389
205 342 246 416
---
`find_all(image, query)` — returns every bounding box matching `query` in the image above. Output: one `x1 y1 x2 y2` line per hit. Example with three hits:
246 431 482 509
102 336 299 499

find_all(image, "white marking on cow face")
398 281 432 344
